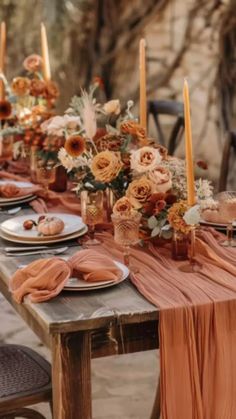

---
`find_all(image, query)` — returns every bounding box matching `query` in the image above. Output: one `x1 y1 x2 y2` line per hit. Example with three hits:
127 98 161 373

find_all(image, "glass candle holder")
81 190 104 245
36 162 56 194
111 212 141 272
171 229 188 261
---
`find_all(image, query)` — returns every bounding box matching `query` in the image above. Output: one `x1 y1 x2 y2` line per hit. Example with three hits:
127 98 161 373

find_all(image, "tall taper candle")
41 23 51 81
0 79 4 101
0 22 6 73
139 38 147 133
183 79 195 206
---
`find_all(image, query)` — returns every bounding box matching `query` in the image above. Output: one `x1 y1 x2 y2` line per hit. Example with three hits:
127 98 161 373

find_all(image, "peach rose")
103 100 121 115
23 54 42 72
126 176 155 208
148 166 172 193
91 150 123 183
130 146 162 174
113 197 136 217
11 77 31 96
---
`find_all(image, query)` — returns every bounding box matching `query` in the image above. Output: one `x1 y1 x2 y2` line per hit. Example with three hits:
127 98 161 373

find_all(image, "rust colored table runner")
98 229 236 419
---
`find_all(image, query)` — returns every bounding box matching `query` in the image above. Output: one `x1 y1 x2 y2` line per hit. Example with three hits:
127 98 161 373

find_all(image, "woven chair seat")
0 344 51 418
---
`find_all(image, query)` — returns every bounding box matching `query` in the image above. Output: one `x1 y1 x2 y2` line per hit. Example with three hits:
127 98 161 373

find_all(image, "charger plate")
1 213 86 240
0 181 34 203
200 219 236 230
0 225 88 245
64 261 129 291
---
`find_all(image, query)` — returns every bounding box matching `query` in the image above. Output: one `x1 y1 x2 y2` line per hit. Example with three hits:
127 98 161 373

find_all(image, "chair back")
148 100 184 155
219 131 236 191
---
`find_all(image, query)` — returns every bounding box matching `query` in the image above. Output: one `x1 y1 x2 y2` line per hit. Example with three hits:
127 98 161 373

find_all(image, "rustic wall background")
0 0 235 185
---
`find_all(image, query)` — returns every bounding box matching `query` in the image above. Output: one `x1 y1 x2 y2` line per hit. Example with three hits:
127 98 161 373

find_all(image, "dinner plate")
200 219 236 230
64 261 129 291
0 195 37 207
0 180 34 203
1 213 86 240
0 225 88 244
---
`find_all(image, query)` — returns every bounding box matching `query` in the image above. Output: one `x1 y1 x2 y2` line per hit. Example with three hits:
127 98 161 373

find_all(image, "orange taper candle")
0 22 6 73
0 79 4 101
139 38 147 133
183 79 195 206
41 23 51 81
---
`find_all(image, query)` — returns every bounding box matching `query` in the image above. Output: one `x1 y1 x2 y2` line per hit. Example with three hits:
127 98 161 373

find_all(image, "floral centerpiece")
57 85 212 237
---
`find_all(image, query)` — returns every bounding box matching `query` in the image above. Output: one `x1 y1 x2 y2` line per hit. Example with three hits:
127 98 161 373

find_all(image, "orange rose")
126 176 155 209
30 79 46 97
44 80 60 99
113 197 136 217
11 77 31 96
23 54 42 72
91 151 122 183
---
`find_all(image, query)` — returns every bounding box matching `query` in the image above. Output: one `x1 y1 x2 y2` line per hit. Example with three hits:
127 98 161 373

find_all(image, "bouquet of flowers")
57 85 213 239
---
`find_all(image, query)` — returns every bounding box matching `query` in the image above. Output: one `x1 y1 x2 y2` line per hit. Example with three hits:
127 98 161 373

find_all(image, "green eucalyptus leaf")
148 216 158 229
151 226 161 237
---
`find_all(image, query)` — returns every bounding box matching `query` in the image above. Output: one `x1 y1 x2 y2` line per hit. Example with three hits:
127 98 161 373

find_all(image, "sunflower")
0 100 12 119
64 135 86 157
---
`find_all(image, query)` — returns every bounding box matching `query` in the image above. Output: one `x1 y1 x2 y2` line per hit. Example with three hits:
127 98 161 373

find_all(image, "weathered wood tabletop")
0 208 159 419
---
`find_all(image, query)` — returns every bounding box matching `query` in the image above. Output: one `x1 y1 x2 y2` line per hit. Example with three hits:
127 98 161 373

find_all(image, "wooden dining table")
0 208 159 419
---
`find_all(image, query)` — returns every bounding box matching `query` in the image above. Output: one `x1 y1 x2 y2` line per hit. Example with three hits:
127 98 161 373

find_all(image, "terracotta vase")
171 229 188 261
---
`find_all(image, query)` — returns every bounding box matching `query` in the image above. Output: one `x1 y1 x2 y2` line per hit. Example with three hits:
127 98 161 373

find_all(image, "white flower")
130 147 162 174
103 100 121 115
58 148 91 172
41 115 81 136
195 179 213 200
183 205 201 225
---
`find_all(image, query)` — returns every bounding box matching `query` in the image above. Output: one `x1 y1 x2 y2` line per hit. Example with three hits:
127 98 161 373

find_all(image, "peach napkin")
9 249 123 303
0 183 41 198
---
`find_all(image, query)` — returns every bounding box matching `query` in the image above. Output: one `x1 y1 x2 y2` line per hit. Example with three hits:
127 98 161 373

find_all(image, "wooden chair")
148 100 184 155
218 131 236 192
0 344 52 419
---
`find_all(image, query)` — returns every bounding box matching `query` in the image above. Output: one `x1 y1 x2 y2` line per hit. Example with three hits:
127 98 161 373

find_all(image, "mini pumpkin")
37 216 64 236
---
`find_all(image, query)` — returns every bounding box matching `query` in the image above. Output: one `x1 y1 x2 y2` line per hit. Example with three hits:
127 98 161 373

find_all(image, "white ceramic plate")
0 181 34 203
200 219 236 229
1 213 86 240
0 225 88 244
0 195 37 207
64 261 129 291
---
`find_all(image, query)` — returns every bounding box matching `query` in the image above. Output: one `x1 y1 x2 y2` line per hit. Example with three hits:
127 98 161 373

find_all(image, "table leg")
51 331 92 419
150 377 160 419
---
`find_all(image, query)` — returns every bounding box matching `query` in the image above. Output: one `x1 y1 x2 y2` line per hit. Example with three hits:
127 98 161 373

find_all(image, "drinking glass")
81 190 104 245
36 163 56 194
111 212 141 272
216 191 236 247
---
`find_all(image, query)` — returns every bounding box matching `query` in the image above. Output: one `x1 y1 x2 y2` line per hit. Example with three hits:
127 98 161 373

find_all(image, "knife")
6 246 68 257
5 241 80 252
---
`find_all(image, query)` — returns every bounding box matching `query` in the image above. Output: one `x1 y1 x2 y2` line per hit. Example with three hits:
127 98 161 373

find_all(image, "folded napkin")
0 183 41 198
9 249 123 303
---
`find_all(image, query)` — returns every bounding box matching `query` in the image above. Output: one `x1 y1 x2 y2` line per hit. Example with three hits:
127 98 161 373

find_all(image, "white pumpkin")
37 216 65 236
